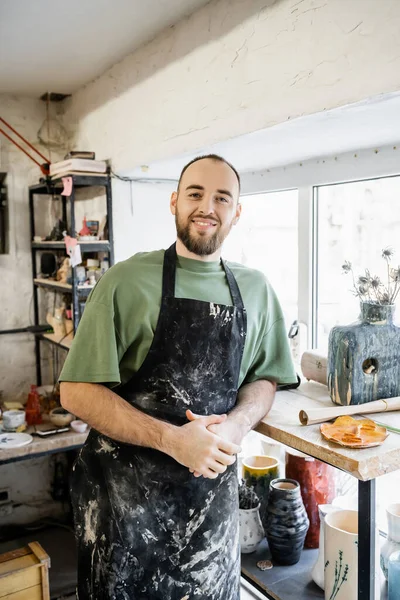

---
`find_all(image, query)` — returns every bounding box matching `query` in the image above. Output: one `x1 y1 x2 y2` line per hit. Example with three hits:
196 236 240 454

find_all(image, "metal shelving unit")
29 173 114 384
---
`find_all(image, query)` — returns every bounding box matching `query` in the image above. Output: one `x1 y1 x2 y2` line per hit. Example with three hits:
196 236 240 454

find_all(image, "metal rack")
29 173 114 385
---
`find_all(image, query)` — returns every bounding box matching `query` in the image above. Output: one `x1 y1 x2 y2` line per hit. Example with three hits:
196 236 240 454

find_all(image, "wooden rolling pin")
299 396 400 425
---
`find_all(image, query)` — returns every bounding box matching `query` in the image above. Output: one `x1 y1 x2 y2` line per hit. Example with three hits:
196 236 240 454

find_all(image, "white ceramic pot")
324 510 358 600
239 504 264 554
2 409 26 431
311 504 341 590
381 503 400 579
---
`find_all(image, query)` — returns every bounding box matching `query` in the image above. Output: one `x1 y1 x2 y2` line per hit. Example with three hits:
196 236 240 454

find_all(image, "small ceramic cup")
70 420 88 433
2 409 26 431
242 455 280 527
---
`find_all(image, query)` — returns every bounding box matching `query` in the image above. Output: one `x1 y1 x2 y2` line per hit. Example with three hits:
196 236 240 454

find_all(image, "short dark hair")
177 154 241 192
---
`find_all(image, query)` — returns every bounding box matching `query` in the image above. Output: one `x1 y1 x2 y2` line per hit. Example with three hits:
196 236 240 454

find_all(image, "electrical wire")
111 170 178 184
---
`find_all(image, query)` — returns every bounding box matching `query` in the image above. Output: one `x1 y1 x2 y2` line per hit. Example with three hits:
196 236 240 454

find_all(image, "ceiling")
0 0 210 96
129 92 400 178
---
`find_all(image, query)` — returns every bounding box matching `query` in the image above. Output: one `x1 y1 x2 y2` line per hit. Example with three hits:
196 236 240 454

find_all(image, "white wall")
64 0 400 173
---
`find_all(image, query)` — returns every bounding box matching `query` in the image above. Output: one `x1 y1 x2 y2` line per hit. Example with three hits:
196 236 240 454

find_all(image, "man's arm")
213 379 277 444
60 382 240 479
187 379 276 476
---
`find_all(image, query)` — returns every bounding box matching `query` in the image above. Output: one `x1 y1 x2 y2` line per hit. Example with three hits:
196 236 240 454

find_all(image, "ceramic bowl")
70 420 88 433
49 407 74 427
3 409 26 431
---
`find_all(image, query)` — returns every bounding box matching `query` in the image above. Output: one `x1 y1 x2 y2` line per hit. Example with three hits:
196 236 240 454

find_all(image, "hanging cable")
111 170 177 184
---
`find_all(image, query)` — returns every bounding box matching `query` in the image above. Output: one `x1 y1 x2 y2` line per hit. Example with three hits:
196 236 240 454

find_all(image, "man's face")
170 159 241 256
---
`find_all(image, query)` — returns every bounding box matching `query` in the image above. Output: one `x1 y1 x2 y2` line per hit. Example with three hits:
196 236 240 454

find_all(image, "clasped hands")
169 409 243 480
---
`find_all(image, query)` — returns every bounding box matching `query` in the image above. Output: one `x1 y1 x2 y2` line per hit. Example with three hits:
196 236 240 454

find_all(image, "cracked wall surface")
64 0 400 172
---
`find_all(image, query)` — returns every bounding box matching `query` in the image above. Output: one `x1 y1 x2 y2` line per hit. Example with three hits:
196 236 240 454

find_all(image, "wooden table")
0 425 87 465
246 382 399 600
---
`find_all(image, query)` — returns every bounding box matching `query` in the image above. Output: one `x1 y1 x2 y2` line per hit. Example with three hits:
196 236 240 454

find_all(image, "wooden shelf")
39 332 73 350
29 173 110 194
34 278 72 292
241 540 322 600
256 382 400 481
34 278 94 296
32 240 110 252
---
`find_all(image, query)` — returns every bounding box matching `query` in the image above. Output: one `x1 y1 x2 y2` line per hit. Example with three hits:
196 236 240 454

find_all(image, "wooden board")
0 428 87 464
41 332 73 349
255 382 400 481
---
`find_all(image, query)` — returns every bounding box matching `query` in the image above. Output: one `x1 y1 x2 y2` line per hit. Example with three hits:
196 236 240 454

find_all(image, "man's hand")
165 411 241 479
186 410 244 478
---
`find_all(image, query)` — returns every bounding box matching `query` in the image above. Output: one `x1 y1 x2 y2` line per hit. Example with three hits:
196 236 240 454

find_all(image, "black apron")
71 244 247 600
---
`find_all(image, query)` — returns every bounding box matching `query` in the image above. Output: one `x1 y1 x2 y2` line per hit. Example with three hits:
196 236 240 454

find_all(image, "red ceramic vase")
285 450 335 549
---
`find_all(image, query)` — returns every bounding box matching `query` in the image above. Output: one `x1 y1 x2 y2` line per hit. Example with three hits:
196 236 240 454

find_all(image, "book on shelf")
64 151 96 160
50 158 106 176
51 170 108 180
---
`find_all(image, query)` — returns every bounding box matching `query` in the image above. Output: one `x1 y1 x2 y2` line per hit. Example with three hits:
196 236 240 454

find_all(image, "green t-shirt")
59 249 297 388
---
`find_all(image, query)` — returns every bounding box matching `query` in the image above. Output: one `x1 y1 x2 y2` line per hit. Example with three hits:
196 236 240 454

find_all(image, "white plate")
0 433 33 448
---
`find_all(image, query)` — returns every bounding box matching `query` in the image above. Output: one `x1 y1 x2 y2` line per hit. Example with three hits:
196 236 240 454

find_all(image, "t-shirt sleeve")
244 316 298 385
58 300 125 387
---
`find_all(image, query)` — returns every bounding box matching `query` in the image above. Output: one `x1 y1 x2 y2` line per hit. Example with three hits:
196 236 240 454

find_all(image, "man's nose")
198 194 215 215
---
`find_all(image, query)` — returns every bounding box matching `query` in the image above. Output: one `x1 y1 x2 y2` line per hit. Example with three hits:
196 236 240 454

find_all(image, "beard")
176 209 233 256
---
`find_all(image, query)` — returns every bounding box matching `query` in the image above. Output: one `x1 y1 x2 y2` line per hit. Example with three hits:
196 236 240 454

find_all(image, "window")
316 175 400 351
223 189 298 328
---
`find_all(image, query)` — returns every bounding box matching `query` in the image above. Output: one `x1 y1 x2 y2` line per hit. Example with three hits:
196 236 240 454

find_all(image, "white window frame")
240 143 400 347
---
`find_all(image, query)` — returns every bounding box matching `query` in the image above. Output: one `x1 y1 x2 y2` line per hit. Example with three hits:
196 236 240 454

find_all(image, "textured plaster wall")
0 95 67 525
65 0 400 172
0 95 48 401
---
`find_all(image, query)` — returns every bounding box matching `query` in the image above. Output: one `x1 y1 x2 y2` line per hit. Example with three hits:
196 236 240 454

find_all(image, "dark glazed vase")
265 478 309 565
328 302 400 406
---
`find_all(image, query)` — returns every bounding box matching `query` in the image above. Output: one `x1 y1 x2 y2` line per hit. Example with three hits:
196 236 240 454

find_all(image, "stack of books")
50 158 107 179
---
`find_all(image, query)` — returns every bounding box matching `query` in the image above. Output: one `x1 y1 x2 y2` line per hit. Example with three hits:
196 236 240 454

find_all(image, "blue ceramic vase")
328 302 400 406
265 478 309 565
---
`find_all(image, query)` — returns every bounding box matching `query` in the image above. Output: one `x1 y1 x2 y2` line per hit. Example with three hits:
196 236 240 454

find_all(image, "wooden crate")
0 542 50 600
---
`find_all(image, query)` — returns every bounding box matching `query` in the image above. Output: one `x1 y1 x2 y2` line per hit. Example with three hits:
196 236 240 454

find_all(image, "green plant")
238 479 259 509
342 247 400 305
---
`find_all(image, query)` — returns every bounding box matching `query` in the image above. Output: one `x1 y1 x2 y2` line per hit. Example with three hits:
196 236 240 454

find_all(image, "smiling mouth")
191 218 218 231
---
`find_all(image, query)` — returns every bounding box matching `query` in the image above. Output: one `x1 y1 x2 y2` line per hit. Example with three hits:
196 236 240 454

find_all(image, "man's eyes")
188 193 229 203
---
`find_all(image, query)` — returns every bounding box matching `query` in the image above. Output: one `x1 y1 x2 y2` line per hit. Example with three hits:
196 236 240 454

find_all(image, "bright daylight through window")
224 189 298 330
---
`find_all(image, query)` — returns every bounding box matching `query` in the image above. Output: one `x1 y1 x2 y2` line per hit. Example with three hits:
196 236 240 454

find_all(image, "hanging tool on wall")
0 116 51 175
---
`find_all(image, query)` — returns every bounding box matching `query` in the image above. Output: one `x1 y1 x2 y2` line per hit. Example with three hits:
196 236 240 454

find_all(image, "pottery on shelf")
311 505 341 590
264 478 309 566
49 407 74 427
242 455 279 530
285 449 335 549
324 509 358 600
239 504 264 554
381 503 400 579
328 302 400 406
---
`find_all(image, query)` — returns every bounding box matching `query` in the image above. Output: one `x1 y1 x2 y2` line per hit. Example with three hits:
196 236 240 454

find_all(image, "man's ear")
170 191 178 216
233 201 242 225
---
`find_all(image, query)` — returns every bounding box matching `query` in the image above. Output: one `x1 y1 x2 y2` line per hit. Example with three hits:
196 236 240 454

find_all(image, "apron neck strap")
162 243 245 310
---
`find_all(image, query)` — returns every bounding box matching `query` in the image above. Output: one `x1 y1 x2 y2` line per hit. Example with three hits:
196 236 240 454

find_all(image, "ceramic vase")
285 449 335 548
239 504 264 554
388 550 400 600
324 509 358 600
311 505 341 590
381 503 400 579
328 302 400 406
242 455 279 530
265 478 309 565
